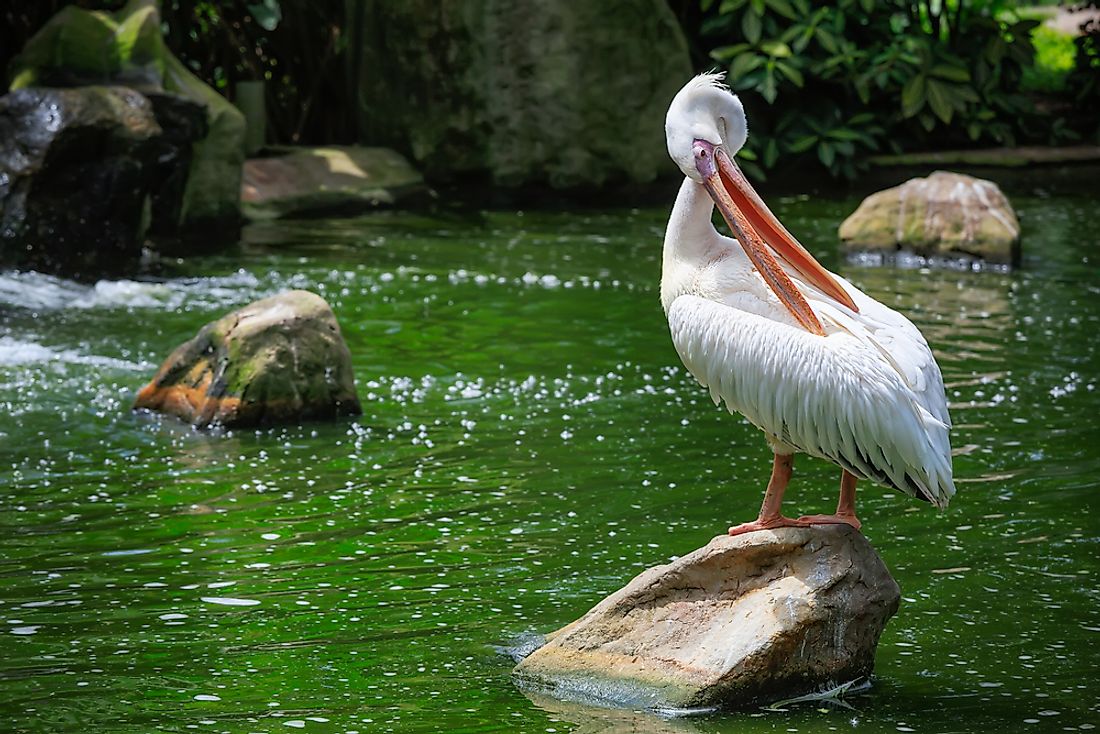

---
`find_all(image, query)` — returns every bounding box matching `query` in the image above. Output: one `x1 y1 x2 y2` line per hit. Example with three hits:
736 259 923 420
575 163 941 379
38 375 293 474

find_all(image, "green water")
1 179 1098 733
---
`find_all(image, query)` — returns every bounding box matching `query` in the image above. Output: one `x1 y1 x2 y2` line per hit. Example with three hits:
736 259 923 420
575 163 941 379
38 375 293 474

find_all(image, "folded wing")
667 294 955 507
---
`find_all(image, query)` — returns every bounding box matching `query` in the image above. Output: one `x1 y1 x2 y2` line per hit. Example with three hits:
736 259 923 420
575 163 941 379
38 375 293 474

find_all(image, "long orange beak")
694 141 858 335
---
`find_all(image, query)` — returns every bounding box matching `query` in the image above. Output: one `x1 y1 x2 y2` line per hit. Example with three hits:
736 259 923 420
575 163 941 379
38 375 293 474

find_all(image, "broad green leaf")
816 27 839 54
761 66 778 102
719 0 749 13
759 41 791 58
926 79 955 123
826 128 862 141
764 138 780 168
854 77 871 104
817 142 836 168
901 74 926 118
710 43 750 62
750 0 765 15
955 85 980 103
775 60 804 86
740 159 769 181
729 52 764 78
765 0 798 20
929 63 969 82
742 10 763 44
788 134 819 153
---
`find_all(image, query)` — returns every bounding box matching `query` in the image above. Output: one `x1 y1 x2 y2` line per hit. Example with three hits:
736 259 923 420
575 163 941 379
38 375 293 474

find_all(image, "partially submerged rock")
839 171 1020 265
241 146 426 220
134 290 361 427
513 525 899 711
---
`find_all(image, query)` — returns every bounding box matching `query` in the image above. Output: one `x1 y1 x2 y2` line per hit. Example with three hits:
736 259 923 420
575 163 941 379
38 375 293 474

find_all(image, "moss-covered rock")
241 146 426 220
7 0 244 230
345 0 691 188
839 171 1021 265
134 291 361 428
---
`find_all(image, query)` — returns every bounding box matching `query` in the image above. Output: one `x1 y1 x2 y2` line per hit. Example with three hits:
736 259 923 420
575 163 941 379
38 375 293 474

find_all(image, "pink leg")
797 470 862 531
728 453 814 536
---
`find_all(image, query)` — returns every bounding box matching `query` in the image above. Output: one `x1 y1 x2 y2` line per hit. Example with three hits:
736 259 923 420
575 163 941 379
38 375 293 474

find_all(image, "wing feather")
667 294 955 507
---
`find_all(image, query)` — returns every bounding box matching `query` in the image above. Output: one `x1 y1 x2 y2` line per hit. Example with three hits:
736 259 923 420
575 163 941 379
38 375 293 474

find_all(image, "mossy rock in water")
134 291 361 428
513 525 899 710
838 171 1021 265
8 0 245 230
241 146 426 220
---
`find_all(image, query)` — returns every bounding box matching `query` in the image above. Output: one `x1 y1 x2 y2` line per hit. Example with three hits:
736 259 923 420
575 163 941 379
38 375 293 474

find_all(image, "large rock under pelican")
839 170 1020 265
513 525 899 710
134 290 360 427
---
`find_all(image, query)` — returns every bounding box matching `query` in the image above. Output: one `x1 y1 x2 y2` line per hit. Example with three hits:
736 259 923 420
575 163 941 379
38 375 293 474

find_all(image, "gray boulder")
839 171 1021 265
0 86 205 274
241 146 426 220
346 0 691 188
134 290 361 428
513 525 899 710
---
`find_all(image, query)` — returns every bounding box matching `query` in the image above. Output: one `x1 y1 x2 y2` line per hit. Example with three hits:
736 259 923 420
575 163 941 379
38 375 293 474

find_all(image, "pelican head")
665 72 747 184
664 72 859 320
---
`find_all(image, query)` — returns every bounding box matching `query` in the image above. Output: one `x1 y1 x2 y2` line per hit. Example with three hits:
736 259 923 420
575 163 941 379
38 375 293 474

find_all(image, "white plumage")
661 74 954 531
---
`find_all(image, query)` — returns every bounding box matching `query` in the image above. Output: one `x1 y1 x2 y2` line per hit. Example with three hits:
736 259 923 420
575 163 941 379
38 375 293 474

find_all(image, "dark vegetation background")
2 0 1098 180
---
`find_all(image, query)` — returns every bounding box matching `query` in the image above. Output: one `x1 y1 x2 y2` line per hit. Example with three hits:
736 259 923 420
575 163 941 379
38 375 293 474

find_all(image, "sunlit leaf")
759 41 791 58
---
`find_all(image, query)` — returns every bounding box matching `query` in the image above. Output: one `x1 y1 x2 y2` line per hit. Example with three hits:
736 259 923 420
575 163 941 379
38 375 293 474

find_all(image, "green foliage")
693 0 1077 178
1065 7 1100 138
1023 25 1076 92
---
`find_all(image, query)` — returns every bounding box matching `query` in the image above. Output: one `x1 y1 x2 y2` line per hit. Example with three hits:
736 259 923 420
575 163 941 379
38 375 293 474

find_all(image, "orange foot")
727 516 812 537
796 513 862 531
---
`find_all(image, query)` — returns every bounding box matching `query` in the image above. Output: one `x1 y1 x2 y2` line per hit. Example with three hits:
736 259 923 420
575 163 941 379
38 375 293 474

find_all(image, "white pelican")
661 73 955 535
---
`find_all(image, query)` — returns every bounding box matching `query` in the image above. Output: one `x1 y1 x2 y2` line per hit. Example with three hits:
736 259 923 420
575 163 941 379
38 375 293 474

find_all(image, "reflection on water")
0 189 1098 733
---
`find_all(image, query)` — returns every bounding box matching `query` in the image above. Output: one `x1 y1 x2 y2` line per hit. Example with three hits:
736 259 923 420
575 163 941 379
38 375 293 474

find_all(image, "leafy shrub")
692 0 1052 179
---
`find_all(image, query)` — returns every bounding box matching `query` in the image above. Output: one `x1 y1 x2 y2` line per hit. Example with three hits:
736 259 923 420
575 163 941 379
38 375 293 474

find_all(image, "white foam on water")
0 269 267 312
0 337 150 370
